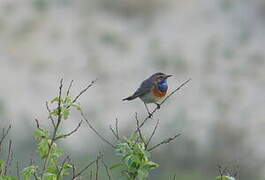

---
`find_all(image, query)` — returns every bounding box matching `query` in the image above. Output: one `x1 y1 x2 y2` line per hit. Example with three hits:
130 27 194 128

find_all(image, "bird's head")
152 72 172 83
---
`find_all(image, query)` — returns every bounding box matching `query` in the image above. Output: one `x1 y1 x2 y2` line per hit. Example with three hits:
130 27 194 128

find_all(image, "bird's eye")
157 76 163 80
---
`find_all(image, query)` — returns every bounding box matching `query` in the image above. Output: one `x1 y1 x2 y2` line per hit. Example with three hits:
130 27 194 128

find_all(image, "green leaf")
0 160 4 175
143 161 159 169
216 176 236 180
71 104 82 110
35 129 49 139
43 172 57 180
51 97 60 103
62 108 70 120
22 165 38 180
109 163 124 169
0 176 18 180
37 138 50 158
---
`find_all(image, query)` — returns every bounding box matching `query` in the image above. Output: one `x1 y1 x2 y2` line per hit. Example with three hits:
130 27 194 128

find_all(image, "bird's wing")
131 78 153 98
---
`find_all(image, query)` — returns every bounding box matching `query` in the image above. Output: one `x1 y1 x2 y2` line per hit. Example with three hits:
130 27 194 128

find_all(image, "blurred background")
0 0 265 179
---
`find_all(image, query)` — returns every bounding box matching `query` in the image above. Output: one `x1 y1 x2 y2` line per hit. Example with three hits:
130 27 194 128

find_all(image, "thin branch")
0 125 11 151
115 118 119 139
109 118 120 140
4 140 13 175
73 157 99 179
172 173 177 180
54 120 83 141
66 80 74 97
34 119 43 130
46 101 55 128
109 125 119 140
71 163 76 179
139 78 191 129
95 156 99 180
135 113 146 148
99 152 112 180
146 119 160 148
81 110 116 148
89 171 93 180
148 133 181 151
57 155 70 179
16 161 20 180
72 79 97 105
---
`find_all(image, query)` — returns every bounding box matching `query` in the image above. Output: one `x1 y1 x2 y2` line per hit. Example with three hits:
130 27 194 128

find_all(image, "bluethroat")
123 72 172 116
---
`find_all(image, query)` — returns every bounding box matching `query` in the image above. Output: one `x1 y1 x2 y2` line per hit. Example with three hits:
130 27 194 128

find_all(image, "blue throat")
157 79 168 92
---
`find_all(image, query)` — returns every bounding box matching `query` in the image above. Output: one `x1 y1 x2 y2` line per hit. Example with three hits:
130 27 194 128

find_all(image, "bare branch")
16 161 20 180
109 125 119 140
4 140 13 175
89 171 93 180
99 152 112 180
81 110 116 148
139 78 191 129
46 101 55 128
148 133 181 151
73 157 100 179
95 156 99 180
57 155 70 179
34 119 43 130
54 120 83 141
109 118 121 140
0 125 11 152
146 119 160 148
72 79 97 105
115 118 119 139
135 113 146 148
66 80 74 97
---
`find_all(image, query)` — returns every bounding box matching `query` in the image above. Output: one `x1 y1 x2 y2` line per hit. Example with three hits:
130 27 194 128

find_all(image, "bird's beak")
165 74 172 78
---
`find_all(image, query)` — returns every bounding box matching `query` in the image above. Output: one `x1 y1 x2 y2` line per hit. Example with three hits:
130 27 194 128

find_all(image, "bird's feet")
148 112 153 118
155 103 161 109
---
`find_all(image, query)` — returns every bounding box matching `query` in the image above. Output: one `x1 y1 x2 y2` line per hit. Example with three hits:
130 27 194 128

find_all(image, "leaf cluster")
113 133 159 180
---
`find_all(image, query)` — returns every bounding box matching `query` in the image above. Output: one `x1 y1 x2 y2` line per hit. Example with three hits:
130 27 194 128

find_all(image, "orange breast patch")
152 87 167 98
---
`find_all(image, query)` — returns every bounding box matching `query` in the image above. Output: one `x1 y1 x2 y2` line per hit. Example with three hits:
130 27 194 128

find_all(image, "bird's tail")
122 95 136 101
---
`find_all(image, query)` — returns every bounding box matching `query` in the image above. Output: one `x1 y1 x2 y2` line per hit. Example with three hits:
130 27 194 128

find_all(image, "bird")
123 72 172 117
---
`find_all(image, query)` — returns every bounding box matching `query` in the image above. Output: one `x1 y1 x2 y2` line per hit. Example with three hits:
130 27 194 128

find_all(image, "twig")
89 171 93 180
135 113 146 148
57 155 70 179
172 173 176 180
72 79 97 105
146 119 160 148
73 157 99 179
0 125 11 151
115 118 119 139
16 161 20 180
46 101 55 128
148 133 181 151
109 125 119 140
34 119 43 130
66 80 74 97
81 110 116 148
139 78 191 129
4 140 13 175
99 152 112 180
71 163 76 179
109 118 120 140
95 156 99 180
54 120 83 141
